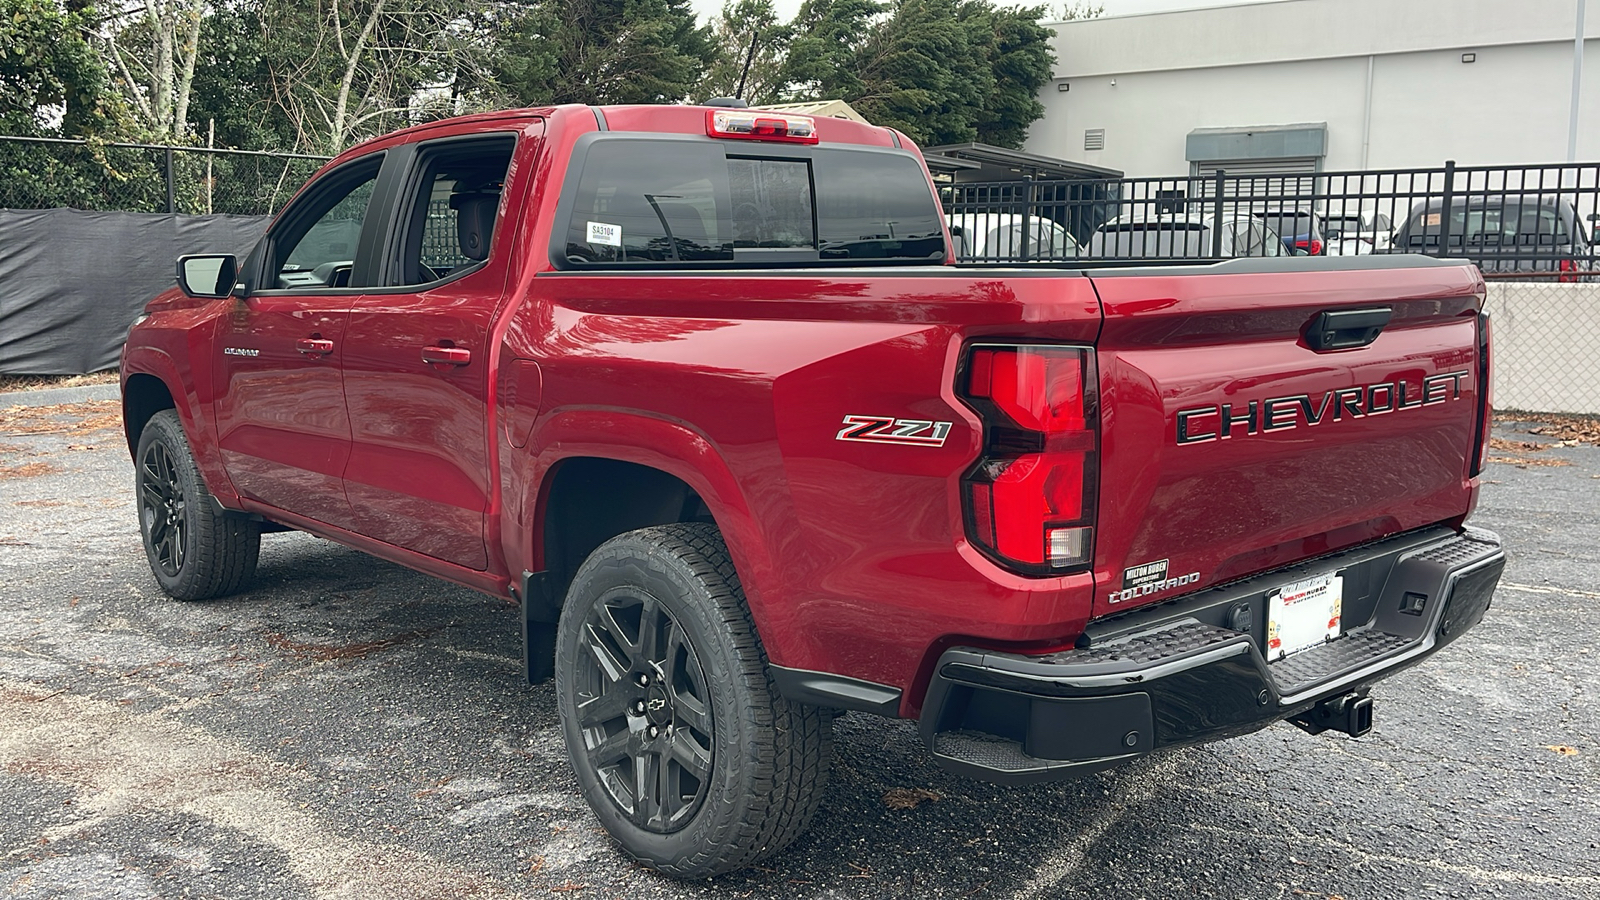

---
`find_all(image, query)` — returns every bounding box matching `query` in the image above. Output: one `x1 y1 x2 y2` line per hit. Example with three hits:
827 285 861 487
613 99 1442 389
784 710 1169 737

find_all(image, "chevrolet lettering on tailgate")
1175 370 1469 445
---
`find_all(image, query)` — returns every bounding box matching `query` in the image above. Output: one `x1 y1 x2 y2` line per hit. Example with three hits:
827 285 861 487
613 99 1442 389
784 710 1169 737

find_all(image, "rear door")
338 126 531 569
1087 259 1484 618
214 153 387 528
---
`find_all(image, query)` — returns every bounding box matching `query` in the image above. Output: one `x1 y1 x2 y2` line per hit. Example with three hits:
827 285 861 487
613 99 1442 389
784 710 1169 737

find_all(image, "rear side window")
559 137 945 267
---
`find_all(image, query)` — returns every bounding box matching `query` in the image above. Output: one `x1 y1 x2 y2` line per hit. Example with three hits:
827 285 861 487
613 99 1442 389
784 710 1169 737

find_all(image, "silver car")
1087 213 1286 259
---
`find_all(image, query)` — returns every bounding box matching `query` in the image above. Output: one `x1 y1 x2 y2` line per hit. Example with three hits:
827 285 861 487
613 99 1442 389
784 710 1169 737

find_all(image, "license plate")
1266 572 1343 661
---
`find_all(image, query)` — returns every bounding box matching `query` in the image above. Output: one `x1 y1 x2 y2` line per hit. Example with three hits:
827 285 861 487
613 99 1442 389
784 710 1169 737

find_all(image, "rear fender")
523 408 780 646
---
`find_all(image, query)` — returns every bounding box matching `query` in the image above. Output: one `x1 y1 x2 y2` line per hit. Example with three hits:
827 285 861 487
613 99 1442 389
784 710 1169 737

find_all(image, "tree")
495 0 714 106
187 0 298 149
697 0 790 105
779 0 880 102
0 0 113 136
778 0 1056 149
101 0 210 139
968 3 1054 148
848 0 992 145
1055 1 1101 19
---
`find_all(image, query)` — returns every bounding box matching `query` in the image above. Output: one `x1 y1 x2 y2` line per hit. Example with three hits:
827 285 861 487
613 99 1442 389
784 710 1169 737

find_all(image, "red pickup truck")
121 104 1505 877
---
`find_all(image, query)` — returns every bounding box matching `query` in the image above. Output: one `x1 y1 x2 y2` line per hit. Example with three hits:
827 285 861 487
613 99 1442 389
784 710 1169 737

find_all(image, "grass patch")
0 400 121 436
0 372 118 394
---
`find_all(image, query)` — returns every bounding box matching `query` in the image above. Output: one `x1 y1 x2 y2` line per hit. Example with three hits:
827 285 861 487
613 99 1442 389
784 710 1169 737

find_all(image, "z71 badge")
836 415 953 447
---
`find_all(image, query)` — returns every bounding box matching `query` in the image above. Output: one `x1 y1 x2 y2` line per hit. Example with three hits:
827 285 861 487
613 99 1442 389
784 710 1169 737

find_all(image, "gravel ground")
1 397 1596 900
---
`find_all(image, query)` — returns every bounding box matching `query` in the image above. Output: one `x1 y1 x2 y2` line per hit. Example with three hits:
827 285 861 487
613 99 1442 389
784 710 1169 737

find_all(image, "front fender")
121 343 241 509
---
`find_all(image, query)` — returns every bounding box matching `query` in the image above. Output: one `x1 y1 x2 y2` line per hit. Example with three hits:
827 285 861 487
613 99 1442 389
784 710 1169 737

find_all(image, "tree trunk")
330 0 387 154
146 0 175 135
172 0 205 135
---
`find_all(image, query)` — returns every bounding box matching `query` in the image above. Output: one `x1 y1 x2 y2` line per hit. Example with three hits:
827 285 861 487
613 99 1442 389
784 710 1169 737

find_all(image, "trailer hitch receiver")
1291 691 1374 738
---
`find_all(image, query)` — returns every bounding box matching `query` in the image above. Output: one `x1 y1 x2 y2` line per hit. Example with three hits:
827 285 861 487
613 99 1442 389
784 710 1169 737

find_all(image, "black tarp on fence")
0 209 268 374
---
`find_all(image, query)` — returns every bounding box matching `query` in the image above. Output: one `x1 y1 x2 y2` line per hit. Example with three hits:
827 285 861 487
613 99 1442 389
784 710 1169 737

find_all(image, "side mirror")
177 254 238 299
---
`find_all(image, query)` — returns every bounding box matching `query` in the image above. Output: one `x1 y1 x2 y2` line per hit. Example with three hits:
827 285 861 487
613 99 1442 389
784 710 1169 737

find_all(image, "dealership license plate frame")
1266 571 1344 661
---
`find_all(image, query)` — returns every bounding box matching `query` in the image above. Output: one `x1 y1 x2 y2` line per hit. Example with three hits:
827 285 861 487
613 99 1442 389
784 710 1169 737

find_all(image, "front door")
339 130 527 569
214 153 386 528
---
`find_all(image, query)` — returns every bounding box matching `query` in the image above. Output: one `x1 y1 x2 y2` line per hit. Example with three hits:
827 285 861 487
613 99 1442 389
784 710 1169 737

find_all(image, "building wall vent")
1084 129 1106 151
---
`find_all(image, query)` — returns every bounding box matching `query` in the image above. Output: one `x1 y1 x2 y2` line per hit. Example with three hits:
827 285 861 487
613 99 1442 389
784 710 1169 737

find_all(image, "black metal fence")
0 135 328 217
941 160 1600 279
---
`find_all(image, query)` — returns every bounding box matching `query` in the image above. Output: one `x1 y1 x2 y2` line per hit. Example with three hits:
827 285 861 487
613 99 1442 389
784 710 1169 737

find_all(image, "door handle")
421 345 472 366
296 338 335 356
1304 307 1392 351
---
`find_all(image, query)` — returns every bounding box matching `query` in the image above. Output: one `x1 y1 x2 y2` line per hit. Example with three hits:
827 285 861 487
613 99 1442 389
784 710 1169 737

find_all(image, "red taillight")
1472 312 1494 476
1558 258 1579 283
705 109 820 144
960 345 1098 573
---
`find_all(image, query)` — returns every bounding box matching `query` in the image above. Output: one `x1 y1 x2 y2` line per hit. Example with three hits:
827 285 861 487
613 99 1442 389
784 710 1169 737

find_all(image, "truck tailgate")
1087 259 1485 618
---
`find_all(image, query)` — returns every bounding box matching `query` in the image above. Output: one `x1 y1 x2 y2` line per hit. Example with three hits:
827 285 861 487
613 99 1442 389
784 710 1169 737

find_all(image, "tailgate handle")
1305 307 1392 351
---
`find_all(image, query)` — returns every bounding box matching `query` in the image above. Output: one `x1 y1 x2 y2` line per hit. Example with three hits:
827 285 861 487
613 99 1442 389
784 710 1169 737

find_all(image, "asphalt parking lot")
1 394 1596 900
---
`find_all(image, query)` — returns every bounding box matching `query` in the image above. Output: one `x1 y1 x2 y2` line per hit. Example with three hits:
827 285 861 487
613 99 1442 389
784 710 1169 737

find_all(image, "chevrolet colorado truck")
121 103 1505 877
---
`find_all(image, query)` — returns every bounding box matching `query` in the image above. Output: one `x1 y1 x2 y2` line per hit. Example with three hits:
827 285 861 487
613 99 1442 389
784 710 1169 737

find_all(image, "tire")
134 409 260 600
554 523 831 878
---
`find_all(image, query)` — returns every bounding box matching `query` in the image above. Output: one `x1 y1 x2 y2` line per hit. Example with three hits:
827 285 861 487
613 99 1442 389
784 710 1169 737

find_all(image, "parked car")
946 212 1079 261
123 102 1502 878
1389 194 1595 280
1323 210 1393 255
1253 208 1326 255
1087 213 1285 258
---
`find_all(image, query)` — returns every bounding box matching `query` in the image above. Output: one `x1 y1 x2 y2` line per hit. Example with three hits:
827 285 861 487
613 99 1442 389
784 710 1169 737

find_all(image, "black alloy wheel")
133 410 260 600
139 439 188 577
554 523 832 878
575 589 715 833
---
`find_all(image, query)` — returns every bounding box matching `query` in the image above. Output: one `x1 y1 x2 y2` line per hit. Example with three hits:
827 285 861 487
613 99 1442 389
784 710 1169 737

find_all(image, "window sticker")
587 221 622 247
1424 213 1442 227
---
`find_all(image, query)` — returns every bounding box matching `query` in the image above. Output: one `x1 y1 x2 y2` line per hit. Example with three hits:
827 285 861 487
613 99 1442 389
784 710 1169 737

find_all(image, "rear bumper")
919 526 1504 785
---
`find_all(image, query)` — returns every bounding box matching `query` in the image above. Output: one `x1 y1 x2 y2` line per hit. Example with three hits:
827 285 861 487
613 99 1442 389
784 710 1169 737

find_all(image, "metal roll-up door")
1195 158 1321 208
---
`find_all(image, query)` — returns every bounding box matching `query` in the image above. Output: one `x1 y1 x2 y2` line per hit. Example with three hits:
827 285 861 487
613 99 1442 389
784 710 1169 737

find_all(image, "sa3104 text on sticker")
587 221 622 247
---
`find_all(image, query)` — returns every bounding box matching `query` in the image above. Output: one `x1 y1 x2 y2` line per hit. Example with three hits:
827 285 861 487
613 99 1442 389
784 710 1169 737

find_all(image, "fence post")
1437 159 1456 258
164 146 176 214
1211 169 1226 258
1021 177 1035 261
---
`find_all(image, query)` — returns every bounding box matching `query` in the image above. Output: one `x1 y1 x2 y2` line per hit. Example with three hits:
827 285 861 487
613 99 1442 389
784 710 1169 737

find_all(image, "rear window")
1099 222 1205 232
1403 203 1573 247
1253 210 1314 235
1089 221 1211 258
1323 215 1363 238
559 137 946 267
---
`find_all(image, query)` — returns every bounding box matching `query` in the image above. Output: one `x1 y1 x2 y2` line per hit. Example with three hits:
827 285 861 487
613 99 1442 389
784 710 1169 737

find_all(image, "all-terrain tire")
554 522 832 878
134 409 260 600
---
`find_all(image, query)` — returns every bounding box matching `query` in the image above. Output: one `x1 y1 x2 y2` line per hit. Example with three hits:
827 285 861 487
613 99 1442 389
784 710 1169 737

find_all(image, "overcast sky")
687 0 1273 27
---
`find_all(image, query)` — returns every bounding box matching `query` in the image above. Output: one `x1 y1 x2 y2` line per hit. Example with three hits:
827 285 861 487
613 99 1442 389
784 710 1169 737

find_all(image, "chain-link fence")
1482 281 1600 414
0 135 328 216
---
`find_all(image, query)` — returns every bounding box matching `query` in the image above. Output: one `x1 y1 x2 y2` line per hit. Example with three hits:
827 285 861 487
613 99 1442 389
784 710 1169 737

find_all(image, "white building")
1027 0 1599 177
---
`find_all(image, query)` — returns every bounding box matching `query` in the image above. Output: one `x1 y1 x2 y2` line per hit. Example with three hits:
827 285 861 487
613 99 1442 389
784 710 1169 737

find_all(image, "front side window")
269 156 382 290
561 138 945 267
